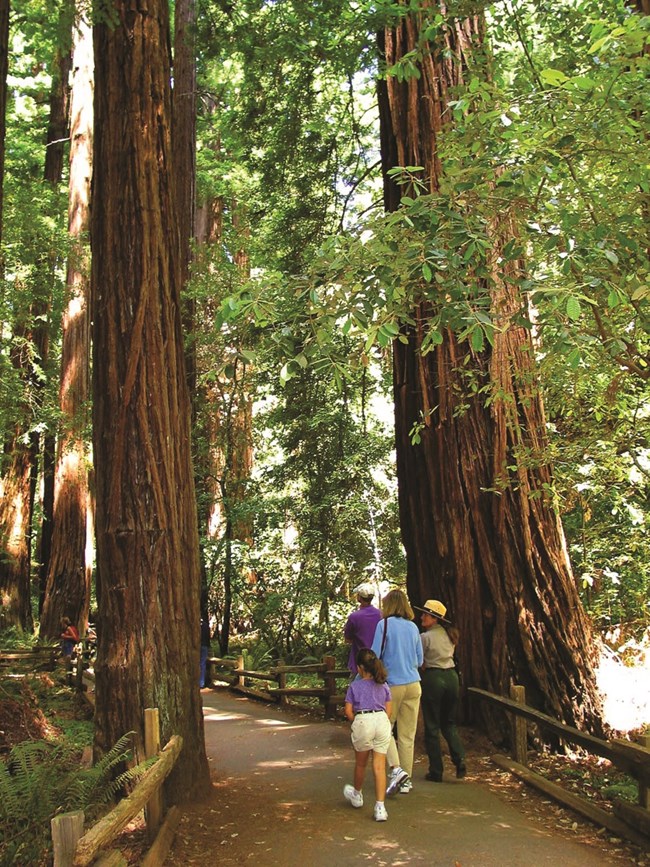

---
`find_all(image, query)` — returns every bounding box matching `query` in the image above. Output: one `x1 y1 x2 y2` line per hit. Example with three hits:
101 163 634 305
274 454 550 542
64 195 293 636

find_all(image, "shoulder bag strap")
379 618 388 659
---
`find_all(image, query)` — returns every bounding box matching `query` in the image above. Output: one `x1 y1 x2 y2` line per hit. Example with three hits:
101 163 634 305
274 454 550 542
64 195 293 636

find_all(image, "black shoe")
456 764 466 779
425 772 442 782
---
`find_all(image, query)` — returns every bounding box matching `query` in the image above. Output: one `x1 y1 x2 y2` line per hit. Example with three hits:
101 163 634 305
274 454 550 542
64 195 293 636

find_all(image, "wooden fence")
469 685 650 850
51 708 182 867
207 655 351 717
0 645 58 672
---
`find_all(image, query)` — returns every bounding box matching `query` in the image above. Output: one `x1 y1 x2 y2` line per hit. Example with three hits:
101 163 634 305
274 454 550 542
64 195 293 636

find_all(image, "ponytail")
356 647 388 684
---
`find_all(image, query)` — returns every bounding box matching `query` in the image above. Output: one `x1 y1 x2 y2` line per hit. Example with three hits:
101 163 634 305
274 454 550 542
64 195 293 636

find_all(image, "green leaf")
588 35 611 54
567 348 581 369
422 262 432 282
540 68 568 86
566 296 582 321
470 327 484 351
381 320 400 337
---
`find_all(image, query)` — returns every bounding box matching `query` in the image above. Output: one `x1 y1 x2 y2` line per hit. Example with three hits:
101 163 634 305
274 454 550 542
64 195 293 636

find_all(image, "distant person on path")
371 589 423 796
416 599 466 782
344 582 382 675
200 613 211 688
59 617 79 658
343 647 393 822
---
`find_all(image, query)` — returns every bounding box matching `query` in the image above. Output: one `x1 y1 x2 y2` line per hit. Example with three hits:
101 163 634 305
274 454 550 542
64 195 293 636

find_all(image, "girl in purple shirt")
343 648 393 822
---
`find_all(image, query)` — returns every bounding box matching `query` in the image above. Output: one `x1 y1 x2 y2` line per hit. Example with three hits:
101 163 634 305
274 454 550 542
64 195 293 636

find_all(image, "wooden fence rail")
469 685 650 850
52 708 182 867
207 655 351 718
0 645 59 671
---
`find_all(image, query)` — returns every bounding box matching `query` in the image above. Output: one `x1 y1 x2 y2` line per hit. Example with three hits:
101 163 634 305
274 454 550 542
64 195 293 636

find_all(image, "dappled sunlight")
431 808 485 818
596 631 650 732
203 705 309 731
203 710 250 723
254 753 338 770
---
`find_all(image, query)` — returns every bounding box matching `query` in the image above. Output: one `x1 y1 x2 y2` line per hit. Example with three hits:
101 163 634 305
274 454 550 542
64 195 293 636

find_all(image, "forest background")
0 0 649 802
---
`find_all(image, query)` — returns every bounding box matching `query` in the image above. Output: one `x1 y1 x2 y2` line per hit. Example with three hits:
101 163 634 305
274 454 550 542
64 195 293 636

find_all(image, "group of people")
343 584 466 822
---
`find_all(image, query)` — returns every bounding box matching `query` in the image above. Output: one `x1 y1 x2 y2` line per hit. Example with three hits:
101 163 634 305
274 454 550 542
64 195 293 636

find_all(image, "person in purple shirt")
344 583 382 674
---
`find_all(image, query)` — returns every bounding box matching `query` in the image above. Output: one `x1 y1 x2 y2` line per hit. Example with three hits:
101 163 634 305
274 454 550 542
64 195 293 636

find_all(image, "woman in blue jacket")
371 589 423 795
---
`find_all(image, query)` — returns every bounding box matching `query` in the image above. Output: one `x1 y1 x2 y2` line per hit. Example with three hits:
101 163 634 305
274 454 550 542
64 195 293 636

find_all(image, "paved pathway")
176 689 634 866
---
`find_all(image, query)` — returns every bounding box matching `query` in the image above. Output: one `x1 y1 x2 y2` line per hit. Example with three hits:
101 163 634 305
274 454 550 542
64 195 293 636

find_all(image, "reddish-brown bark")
378 2 603 734
92 0 209 800
40 12 93 639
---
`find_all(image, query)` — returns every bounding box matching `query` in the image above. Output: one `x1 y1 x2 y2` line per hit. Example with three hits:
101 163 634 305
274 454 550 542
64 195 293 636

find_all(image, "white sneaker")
399 779 413 793
386 766 409 797
374 802 388 821
343 784 363 808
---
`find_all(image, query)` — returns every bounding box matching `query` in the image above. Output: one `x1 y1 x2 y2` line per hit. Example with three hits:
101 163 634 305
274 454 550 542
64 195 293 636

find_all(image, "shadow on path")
166 689 628 866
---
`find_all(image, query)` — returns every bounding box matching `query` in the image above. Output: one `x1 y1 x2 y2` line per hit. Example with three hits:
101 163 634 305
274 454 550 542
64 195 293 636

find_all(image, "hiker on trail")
371 589 423 797
59 617 79 658
343 647 393 822
344 582 382 675
416 599 466 782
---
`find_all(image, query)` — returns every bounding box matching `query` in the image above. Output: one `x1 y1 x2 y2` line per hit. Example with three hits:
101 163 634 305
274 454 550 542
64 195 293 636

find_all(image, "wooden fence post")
144 708 163 841
639 732 650 810
52 810 85 867
236 655 245 689
510 685 528 766
322 656 336 719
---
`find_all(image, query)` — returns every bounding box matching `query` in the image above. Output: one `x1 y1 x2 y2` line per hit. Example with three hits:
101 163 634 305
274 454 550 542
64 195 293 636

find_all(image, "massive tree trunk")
92 0 209 801
36 4 74 618
40 9 93 639
378 2 603 735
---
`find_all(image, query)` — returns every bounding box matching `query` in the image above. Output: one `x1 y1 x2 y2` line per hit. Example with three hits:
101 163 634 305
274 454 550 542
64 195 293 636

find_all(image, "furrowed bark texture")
379 2 603 735
92 0 209 801
40 11 93 639
0 444 33 629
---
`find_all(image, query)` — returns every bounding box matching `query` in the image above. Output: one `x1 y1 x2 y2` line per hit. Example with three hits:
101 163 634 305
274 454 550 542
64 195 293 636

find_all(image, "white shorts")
350 711 392 754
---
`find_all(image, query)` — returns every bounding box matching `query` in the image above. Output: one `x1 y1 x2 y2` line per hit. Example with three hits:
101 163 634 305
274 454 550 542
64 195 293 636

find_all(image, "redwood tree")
40 8 93 640
377 2 603 733
92 0 209 799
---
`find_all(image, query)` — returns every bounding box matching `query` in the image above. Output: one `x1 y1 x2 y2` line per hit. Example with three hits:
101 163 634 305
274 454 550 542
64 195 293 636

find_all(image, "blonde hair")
381 589 415 621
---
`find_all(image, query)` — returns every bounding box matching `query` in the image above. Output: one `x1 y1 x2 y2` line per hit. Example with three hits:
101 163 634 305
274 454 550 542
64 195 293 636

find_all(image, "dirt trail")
164 689 646 866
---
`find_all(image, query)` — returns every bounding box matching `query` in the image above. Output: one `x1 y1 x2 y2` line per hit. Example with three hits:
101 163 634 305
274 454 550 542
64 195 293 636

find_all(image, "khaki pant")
386 680 422 776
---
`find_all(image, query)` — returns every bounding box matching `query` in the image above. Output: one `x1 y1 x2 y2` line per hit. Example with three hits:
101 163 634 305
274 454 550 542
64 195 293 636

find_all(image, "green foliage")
0 732 138 866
